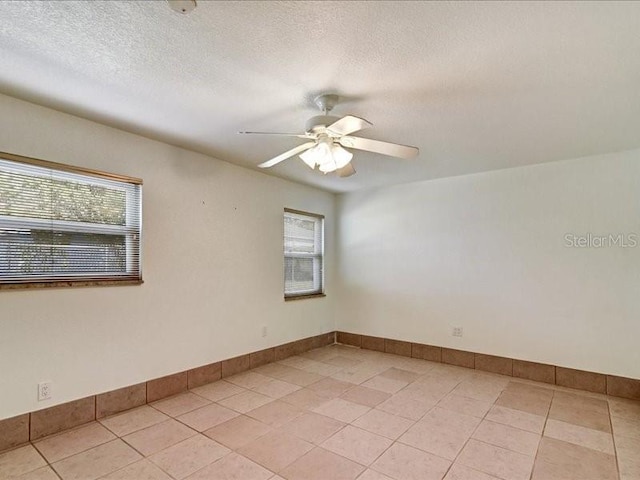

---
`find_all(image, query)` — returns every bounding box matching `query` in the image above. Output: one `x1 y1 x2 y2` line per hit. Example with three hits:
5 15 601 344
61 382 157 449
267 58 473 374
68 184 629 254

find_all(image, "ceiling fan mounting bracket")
314 94 339 114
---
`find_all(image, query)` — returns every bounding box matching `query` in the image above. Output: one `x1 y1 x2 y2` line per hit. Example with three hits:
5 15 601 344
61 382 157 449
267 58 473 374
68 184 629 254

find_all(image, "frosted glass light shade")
299 145 321 169
300 141 353 173
331 144 353 169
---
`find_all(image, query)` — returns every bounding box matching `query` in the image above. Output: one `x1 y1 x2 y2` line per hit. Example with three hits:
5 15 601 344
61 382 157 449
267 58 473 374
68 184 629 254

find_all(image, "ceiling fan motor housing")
305 115 340 134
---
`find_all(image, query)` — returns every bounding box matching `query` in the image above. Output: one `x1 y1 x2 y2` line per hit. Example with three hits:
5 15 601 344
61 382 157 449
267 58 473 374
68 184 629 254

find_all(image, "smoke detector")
167 0 197 14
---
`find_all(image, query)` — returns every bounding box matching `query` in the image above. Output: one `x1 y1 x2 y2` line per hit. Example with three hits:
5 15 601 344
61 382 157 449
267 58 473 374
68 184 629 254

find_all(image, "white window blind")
0 152 142 287
284 209 324 298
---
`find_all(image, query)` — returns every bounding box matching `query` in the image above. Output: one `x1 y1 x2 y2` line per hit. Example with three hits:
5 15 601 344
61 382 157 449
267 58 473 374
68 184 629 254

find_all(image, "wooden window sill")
0 279 143 291
285 293 326 302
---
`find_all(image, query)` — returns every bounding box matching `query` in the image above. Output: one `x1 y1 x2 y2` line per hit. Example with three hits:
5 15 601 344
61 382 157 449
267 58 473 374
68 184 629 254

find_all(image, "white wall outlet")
38 381 52 401
452 327 463 337
261 325 268 338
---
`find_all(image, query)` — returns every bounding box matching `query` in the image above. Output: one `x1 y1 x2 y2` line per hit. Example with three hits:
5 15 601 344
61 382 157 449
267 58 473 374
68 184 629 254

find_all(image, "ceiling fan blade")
326 115 372 136
339 136 419 159
239 131 312 139
257 142 316 168
336 162 356 178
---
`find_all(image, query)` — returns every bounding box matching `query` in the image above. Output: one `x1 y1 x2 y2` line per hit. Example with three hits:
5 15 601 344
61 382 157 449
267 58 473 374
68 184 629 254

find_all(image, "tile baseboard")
0 331 336 453
96 383 146 419
0 414 28 453
335 331 640 401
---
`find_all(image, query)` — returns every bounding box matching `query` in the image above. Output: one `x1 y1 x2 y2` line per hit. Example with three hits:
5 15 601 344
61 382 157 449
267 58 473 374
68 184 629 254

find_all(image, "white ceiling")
1 1 639 193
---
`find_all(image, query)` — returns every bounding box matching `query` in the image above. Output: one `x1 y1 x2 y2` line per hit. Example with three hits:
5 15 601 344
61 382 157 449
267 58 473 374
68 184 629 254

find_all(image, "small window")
0 151 142 289
284 208 324 299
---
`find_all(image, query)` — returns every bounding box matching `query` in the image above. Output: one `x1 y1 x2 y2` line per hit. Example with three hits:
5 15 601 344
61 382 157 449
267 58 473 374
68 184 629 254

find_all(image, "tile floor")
2 344 640 480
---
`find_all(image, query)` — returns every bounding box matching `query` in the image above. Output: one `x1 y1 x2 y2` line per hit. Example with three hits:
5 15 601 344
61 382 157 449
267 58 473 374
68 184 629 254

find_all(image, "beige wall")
337 149 640 380
0 94 337 419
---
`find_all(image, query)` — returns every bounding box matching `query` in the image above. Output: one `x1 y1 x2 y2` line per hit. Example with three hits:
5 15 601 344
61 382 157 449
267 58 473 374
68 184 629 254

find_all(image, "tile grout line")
446 378 555 477
439 378 507 479
52 464 63 480
297 350 419 476
111 401 264 480
528 388 555 480
29 439 56 478
607 400 622 480
343 406 395 473
347 368 463 478
395 363 475 472
186 448 277 480
144 352 352 478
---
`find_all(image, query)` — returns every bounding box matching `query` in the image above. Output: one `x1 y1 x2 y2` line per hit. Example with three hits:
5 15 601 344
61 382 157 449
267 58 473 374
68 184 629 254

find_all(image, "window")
0 151 142 288
284 208 324 299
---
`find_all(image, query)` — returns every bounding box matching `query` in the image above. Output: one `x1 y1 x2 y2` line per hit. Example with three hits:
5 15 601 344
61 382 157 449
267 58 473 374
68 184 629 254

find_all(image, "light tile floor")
2 344 640 480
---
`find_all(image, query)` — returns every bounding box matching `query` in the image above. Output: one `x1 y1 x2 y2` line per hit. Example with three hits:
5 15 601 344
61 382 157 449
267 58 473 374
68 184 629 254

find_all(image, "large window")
0 151 142 288
284 208 324 299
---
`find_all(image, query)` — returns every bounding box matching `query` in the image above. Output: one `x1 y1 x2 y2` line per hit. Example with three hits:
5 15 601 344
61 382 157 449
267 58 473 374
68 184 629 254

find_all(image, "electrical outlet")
261 325 268 338
38 382 52 401
452 327 463 337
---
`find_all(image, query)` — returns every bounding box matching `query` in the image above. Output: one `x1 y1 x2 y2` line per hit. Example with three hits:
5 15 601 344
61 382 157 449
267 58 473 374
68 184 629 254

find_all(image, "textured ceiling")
1 1 639 193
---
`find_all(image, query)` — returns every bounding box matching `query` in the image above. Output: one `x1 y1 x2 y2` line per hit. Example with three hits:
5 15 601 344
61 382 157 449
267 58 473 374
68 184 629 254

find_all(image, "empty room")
0 1 639 480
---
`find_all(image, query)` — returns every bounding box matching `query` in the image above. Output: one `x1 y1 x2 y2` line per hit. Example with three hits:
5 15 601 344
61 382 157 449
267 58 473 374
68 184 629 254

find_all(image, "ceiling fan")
239 94 419 177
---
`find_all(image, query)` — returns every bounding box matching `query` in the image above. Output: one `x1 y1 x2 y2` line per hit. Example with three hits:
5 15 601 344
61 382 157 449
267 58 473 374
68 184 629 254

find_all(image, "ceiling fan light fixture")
300 142 329 167
331 144 353 169
299 146 320 169
318 144 352 173
301 141 353 173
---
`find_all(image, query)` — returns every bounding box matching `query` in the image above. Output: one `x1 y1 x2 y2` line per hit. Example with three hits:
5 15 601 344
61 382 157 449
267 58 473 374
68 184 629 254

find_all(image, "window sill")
284 293 326 302
0 279 144 291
